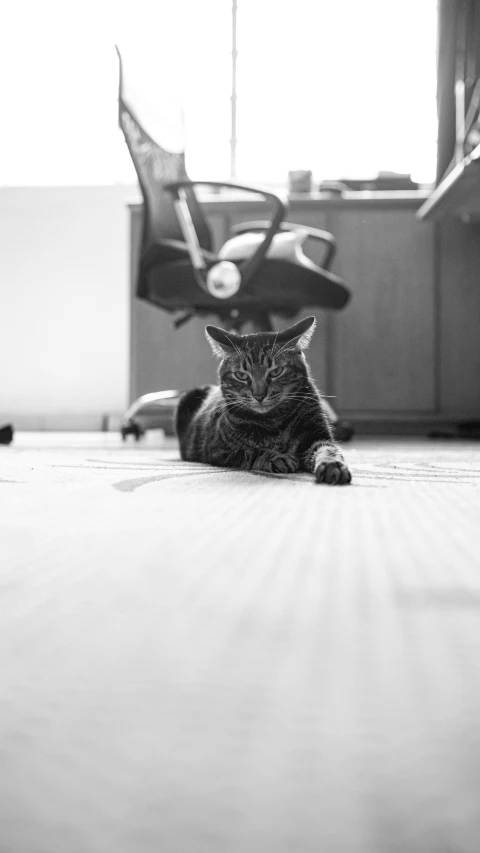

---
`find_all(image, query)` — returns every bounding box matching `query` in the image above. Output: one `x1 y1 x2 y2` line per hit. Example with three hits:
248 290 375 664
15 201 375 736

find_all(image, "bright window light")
0 0 437 187
235 0 438 185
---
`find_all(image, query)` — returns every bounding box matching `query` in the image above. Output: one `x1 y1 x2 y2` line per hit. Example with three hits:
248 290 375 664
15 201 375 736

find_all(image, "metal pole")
454 0 468 165
230 0 238 179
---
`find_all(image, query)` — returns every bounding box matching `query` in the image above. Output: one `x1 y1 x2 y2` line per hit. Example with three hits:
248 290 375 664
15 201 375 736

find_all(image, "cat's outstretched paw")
315 460 352 485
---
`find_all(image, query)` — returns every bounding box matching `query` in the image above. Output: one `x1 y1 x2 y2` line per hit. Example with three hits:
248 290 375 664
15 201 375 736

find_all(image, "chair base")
121 391 180 439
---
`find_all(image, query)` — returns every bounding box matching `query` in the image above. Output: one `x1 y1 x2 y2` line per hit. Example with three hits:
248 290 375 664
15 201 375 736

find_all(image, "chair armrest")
163 180 288 287
229 220 337 269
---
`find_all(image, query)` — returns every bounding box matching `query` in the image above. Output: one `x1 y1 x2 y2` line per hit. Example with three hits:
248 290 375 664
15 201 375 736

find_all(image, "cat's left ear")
277 316 316 351
205 325 241 358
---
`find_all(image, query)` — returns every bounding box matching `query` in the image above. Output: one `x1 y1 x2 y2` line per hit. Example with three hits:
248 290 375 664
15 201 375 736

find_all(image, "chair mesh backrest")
117 49 213 265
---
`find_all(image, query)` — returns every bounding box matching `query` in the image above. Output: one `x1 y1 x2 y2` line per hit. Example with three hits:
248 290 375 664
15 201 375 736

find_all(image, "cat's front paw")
271 453 299 474
255 451 299 474
315 460 352 485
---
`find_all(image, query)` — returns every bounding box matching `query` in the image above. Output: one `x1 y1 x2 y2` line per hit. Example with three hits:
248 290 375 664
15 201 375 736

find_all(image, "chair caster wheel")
334 420 354 442
121 421 145 442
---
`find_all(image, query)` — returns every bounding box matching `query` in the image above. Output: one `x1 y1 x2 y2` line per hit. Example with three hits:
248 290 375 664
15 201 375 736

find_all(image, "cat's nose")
253 391 267 402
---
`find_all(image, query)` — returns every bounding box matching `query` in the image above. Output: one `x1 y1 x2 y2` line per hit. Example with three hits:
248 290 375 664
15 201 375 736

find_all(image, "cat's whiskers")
222 400 244 412
281 394 319 400
279 392 320 402
222 398 255 416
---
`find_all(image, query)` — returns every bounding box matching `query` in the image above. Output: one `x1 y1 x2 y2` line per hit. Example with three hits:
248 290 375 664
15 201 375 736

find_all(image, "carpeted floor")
1 434 480 853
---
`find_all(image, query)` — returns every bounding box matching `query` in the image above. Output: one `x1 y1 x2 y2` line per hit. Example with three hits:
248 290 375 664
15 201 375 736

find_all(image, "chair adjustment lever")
174 311 195 329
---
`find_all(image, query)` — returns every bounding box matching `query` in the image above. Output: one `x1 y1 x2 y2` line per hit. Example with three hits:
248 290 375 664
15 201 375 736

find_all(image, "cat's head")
205 316 316 413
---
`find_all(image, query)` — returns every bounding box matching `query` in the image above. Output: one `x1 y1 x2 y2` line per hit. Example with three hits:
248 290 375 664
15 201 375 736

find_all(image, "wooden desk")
129 192 480 431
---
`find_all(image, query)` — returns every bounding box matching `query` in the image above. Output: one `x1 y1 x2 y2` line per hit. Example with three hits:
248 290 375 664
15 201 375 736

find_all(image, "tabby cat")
176 316 352 485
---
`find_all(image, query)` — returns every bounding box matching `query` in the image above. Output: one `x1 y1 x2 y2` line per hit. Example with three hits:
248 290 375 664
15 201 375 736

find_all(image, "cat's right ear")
205 325 241 359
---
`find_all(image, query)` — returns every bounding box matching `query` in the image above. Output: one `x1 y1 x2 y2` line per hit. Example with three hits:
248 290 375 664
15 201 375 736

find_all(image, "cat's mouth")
251 399 273 412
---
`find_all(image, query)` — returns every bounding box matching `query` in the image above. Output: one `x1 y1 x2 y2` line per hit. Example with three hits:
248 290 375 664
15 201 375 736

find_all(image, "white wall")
0 186 138 429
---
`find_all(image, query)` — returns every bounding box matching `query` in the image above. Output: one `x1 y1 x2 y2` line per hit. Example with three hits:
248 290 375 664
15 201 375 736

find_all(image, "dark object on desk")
428 420 480 440
0 424 14 445
115 46 353 441
342 174 419 192
318 180 349 195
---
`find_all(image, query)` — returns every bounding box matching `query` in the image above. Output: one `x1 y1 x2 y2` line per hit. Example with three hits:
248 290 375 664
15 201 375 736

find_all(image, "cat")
175 316 352 485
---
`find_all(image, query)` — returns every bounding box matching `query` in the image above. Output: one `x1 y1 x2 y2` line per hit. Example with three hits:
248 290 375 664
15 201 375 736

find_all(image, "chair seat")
219 229 306 263
142 239 217 269
144 256 350 315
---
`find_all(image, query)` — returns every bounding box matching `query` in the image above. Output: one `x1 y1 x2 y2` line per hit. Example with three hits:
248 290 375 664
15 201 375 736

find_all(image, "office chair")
116 47 353 441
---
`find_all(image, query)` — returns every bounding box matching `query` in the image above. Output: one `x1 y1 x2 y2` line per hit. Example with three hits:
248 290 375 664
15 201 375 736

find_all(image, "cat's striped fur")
176 317 351 484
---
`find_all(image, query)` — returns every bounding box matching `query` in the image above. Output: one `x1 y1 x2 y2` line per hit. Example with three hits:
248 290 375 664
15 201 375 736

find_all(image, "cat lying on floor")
175 316 352 485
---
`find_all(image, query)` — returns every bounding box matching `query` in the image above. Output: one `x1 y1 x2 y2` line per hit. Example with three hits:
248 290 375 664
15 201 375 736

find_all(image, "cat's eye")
269 366 285 378
234 370 249 382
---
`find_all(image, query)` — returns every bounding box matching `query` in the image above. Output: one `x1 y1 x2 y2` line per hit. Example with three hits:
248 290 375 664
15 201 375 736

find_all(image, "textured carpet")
1 434 480 853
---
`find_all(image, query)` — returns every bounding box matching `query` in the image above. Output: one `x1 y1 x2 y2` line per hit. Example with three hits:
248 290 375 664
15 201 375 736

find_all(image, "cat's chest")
234 422 296 453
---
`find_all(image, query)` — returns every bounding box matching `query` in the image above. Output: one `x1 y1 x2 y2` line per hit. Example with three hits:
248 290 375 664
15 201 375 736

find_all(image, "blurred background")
0 0 437 186
1 0 479 437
